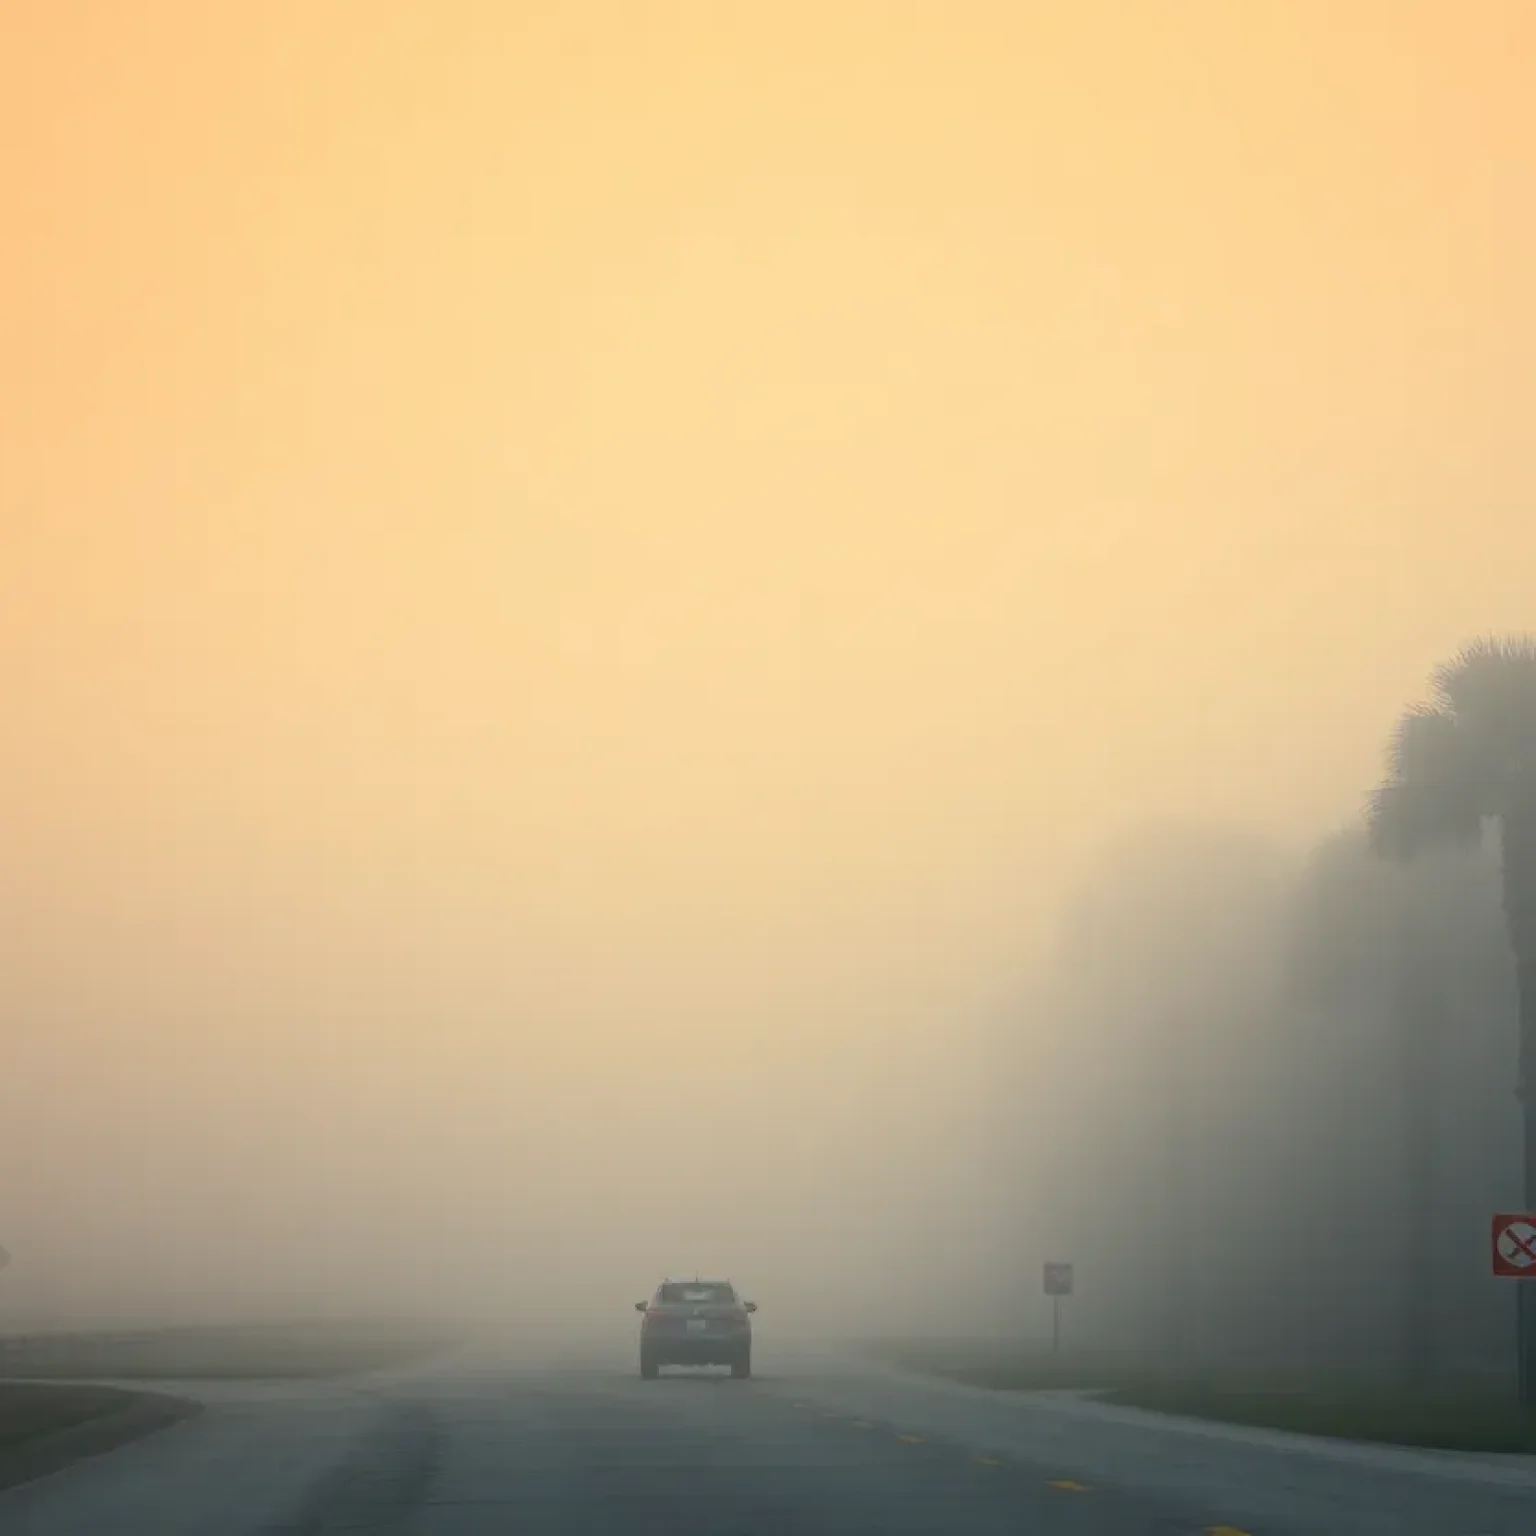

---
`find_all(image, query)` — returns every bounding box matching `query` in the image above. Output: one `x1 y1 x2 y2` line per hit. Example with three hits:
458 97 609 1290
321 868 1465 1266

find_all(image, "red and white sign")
1491 1213 1536 1277
1043 1262 1074 1296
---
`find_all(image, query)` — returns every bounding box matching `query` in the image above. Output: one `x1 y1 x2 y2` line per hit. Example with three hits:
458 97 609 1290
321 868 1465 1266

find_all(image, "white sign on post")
1042 1262 1072 1355
1042 1262 1073 1296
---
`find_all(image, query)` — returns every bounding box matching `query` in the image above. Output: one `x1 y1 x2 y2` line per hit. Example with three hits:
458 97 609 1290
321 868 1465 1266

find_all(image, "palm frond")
1386 705 1463 786
1367 774 1481 862
1428 634 1536 812
1430 633 1536 717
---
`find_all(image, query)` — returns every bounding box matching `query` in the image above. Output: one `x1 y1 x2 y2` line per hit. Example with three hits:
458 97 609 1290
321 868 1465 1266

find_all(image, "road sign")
1492 1214 1536 1277
1043 1262 1074 1297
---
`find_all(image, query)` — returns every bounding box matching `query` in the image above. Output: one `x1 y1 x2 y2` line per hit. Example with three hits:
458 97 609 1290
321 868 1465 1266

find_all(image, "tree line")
995 636 1536 1395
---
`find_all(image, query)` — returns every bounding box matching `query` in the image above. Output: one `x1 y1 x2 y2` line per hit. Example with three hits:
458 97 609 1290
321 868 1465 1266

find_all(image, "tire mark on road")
272 1399 441 1534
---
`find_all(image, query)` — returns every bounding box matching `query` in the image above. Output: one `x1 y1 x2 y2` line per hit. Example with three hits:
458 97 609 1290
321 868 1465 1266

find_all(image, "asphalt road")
3 1339 1536 1534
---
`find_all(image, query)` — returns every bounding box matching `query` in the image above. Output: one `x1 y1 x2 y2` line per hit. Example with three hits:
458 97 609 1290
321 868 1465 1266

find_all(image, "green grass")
0 1380 202 1494
864 1339 1536 1453
0 1319 461 1381
1107 1378 1536 1454
860 1338 1137 1392
0 1384 139 1448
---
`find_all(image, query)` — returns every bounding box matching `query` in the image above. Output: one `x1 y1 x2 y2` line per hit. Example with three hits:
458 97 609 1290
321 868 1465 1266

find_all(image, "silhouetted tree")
1369 635 1536 1402
1289 828 1442 1384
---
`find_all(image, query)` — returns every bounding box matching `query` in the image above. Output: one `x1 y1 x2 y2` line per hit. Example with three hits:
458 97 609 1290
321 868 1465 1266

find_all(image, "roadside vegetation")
0 1319 453 1491
862 1339 1132 1393
866 1340 1536 1452
959 637 1536 1453
1108 1376 1536 1454
0 1318 459 1381
0 1384 141 1448
0 1382 200 1493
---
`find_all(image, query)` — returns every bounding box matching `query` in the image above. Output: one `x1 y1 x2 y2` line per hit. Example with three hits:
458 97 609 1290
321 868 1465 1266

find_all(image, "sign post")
1042 1262 1073 1354
1492 1213 1536 1277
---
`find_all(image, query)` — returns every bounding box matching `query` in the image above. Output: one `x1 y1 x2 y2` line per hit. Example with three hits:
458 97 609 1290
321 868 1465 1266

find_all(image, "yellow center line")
1205 1528 1253 1535
1047 1479 1089 1492
896 1434 923 1443
850 1419 874 1429
973 1455 1003 1466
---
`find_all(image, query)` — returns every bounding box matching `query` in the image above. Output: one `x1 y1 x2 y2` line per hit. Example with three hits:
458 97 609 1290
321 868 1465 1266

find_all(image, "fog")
2 3 1535 1354
992 819 1524 1376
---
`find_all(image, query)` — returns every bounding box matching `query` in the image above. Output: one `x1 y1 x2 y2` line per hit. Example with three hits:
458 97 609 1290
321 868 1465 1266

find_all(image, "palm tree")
1368 635 1536 1403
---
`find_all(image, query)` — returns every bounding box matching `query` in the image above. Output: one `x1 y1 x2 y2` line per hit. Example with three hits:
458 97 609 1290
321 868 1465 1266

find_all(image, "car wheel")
640 1355 660 1380
730 1351 751 1380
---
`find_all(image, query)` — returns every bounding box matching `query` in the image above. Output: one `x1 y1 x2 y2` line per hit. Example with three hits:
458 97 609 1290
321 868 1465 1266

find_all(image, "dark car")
634 1279 757 1379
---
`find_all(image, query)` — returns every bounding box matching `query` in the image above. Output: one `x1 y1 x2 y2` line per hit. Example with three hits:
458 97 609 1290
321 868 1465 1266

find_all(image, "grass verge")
0 1382 200 1493
863 1339 1536 1453
1106 1378 1536 1454
859 1338 1136 1392
0 1318 461 1381
0 1384 134 1448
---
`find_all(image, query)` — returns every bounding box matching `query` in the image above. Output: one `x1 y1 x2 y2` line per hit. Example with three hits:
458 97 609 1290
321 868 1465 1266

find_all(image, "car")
634 1278 757 1379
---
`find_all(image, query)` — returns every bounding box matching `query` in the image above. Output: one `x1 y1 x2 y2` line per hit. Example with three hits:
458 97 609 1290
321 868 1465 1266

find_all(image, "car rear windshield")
657 1282 736 1305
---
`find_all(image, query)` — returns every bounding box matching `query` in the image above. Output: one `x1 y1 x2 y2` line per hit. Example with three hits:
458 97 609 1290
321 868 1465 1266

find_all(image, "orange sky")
1 1 1533 1320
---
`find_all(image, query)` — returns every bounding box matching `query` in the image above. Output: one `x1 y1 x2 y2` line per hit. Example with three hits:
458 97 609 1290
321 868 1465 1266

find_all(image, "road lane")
0 1349 1210 1535
3 1340 1536 1533
406 1363 1211 1535
759 1348 1536 1536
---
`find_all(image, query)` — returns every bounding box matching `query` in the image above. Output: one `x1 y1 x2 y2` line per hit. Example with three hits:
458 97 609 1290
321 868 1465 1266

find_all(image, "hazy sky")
2 2 1533 1322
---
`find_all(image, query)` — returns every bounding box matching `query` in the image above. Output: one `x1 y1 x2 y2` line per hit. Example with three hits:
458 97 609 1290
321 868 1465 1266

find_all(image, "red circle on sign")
1492 1214 1536 1277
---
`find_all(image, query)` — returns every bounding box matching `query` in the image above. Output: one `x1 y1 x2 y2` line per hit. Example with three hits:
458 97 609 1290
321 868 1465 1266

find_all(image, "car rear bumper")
642 1332 750 1364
